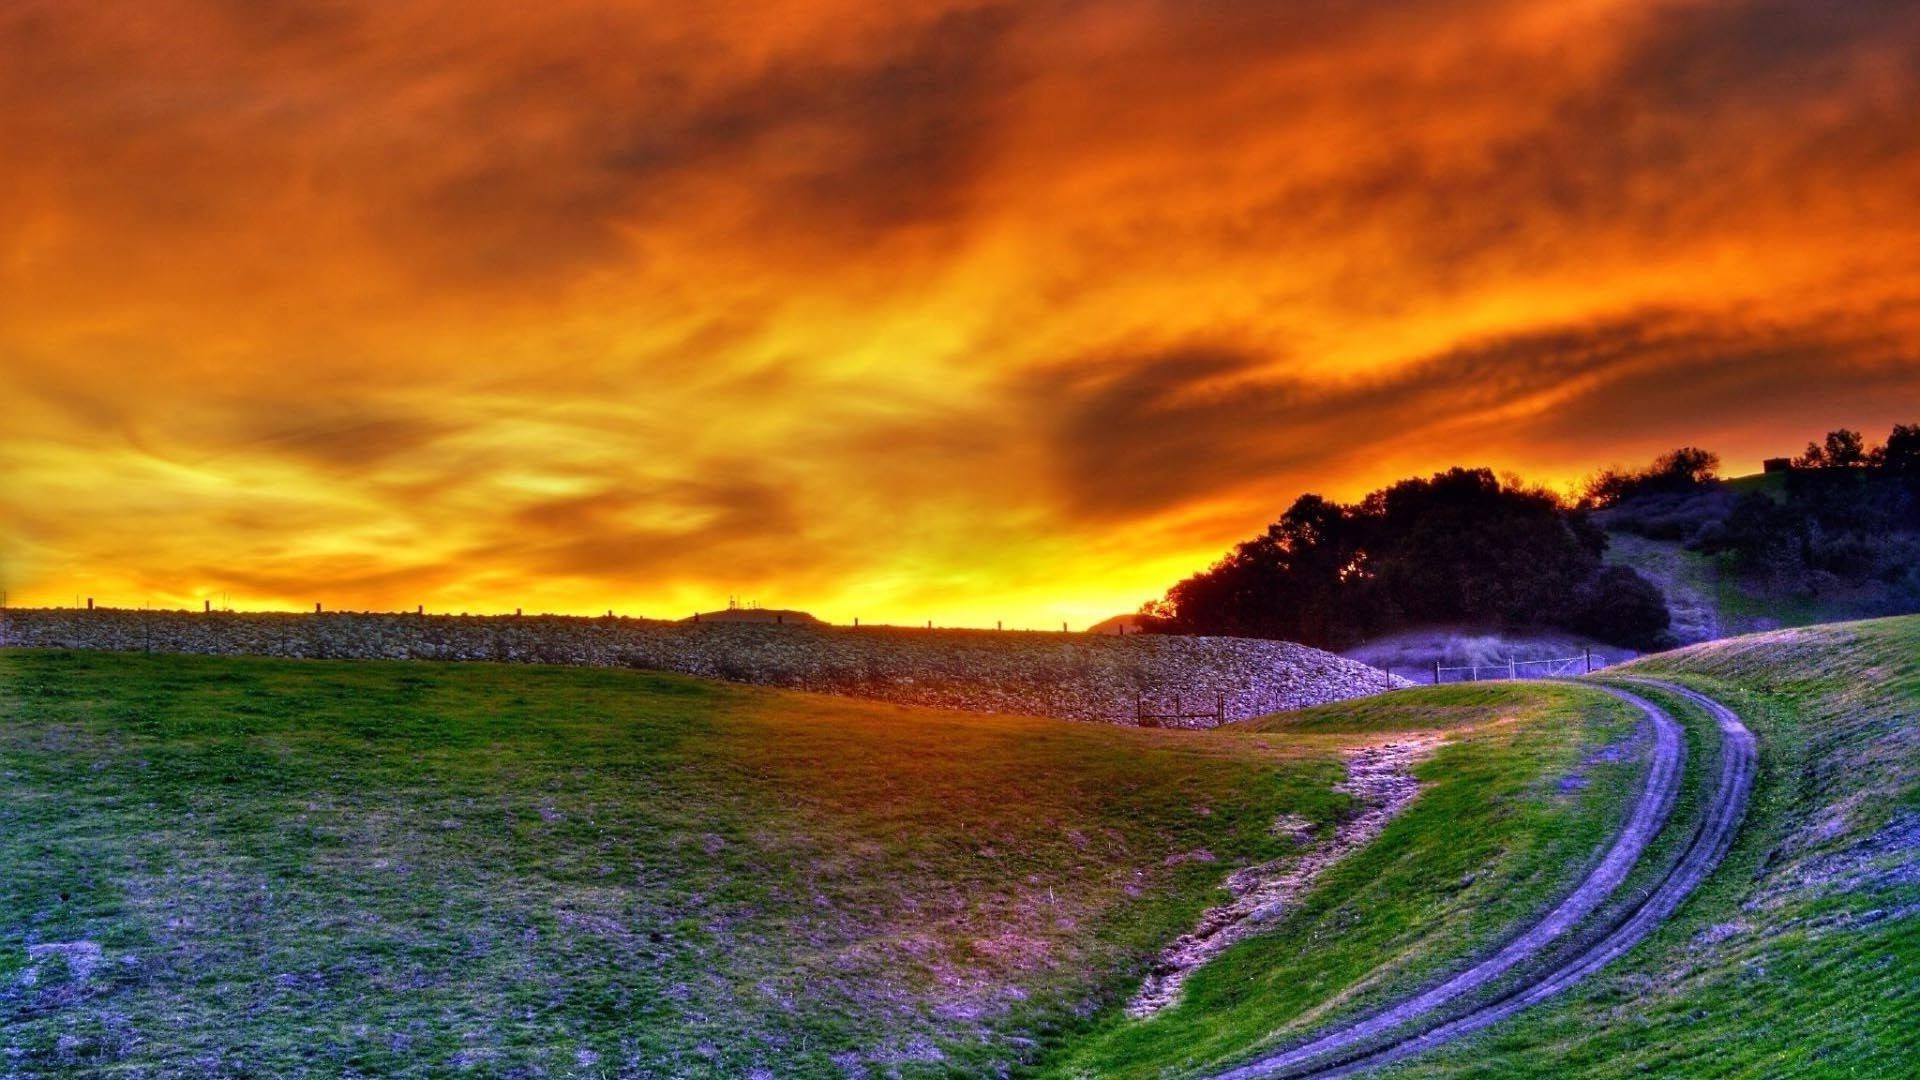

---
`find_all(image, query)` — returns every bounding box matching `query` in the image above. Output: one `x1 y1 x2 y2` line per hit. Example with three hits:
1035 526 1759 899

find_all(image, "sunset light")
5 0 1919 626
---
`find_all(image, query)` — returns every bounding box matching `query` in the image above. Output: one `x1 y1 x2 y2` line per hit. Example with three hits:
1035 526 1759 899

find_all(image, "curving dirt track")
1212 679 1757 1079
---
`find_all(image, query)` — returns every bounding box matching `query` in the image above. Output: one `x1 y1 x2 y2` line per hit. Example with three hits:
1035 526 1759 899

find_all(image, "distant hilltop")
685 604 822 625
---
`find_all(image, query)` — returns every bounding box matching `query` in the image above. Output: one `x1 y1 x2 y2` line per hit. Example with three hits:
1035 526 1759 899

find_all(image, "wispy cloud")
3 0 1917 623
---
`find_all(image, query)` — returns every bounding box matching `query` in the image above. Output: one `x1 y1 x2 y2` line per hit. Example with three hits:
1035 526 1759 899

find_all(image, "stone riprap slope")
0 609 1404 726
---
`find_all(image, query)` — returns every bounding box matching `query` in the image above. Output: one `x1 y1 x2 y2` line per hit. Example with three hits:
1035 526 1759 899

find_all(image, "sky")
4 0 1920 626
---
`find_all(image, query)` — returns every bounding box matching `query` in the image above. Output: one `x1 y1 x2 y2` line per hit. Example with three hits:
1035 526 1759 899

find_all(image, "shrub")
1569 566 1672 651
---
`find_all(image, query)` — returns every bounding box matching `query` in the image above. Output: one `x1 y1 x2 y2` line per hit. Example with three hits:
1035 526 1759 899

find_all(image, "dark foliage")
1584 446 1722 508
1794 428 1869 469
1570 566 1674 651
1650 424 1920 612
1155 467 1668 650
1592 487 1736 544
1881 423 1920 475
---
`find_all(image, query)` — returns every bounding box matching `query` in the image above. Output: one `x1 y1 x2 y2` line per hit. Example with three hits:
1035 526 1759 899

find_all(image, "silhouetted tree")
1159 467 1661 649
1880 423 1920 476
1582 446 1721 507
1796 428 1868 469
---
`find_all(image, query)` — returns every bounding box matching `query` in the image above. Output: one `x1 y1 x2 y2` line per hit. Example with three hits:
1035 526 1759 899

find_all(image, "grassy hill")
1599 469 1918 643
1044 683 1648 1077
0 650 1353 1077
5 617 1913 1077
1604 531 1888 643
0 652 1637 1077
1381 615 1920 1077
1055 617 1918 1078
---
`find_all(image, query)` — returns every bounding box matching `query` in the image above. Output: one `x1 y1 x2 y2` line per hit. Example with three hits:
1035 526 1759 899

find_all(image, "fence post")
1509 658 1517 680
1433 660 1441 684
1471 665 1478 682
1216 692 1225 723
1584 648 1592 674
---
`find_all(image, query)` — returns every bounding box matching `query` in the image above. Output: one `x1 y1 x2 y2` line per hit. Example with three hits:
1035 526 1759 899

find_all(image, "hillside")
1048 682 1652 1076
1052 616 1919 1077
5 619 1913 1076
0 610 1401 726
1596 457 1920 642
0 650 1350 1076
1605 530 1898 644
1390 615 1920 1076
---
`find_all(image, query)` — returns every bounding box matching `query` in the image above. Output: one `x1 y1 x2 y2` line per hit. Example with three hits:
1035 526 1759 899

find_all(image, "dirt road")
1212 679 1756 1078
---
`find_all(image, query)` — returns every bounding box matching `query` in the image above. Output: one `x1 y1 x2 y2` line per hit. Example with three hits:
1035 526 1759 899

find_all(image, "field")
1 652 1637 1077
1063 618 1917 1077
0 650 1356 1077
4 617 1915 1077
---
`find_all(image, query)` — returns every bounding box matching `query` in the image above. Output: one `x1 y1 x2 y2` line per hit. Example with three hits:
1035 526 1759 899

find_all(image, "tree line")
1140 422 1919 651
1592 424 1920 610
1140 467 1670 651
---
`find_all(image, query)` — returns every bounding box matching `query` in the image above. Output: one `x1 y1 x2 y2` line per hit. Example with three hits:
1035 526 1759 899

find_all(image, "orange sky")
4 0 1920 626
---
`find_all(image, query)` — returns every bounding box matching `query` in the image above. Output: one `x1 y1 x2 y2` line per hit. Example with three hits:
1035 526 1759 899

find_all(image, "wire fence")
1425 650 1605 684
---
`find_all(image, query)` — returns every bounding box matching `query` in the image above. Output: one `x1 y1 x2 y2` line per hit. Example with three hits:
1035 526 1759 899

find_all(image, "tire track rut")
1212 679 1755 1078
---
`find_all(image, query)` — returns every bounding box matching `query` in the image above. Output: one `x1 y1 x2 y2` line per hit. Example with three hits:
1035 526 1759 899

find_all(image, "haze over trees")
1144 467 1670 651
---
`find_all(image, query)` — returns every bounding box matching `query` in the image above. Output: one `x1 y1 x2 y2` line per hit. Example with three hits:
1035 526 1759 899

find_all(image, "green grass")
1378 615 1920 1077
0 649 1355 1078
1044 682 1647 1078
13 616 1911 1078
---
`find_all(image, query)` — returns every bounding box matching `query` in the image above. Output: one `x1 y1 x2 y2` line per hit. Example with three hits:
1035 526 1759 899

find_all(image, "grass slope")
16 619 1903 1079
1380 615 1920 1077
1046 683 1647 1078
1605 532 1892 642
0 650 1355 1078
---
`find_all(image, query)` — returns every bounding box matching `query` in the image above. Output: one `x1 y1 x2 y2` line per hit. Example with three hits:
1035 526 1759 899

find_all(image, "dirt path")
1129 737 1441 1018
1210 680 1755 1079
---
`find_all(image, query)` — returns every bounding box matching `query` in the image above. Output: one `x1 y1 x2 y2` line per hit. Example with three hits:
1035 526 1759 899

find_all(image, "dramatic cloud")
3 0 1918 625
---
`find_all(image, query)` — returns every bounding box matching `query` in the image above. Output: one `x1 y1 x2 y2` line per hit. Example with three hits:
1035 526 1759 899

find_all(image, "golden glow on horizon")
4 0 1920 626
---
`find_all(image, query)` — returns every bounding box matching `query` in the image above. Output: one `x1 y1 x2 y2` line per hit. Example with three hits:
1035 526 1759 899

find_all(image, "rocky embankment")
0 609 1405 726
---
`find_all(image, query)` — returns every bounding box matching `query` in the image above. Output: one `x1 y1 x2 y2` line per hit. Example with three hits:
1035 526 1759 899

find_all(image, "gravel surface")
0 609 1406 726
1131 737 1441 1018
